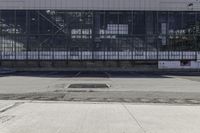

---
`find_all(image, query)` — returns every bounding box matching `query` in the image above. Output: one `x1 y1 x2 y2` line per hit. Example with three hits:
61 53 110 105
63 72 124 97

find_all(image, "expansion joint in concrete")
122 103 147 133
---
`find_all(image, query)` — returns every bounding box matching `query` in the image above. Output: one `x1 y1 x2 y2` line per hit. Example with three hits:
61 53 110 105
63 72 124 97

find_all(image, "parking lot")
0 71 200 104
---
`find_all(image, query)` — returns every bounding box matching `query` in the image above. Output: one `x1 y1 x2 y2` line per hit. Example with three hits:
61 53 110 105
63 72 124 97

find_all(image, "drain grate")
68 84 109 88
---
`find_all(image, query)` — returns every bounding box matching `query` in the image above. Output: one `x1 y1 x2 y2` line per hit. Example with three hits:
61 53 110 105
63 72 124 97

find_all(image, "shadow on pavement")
0 71 175 78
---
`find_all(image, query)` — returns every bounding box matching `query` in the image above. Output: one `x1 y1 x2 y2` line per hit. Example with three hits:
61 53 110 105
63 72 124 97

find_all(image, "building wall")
0 0 200 11
1 10 200 61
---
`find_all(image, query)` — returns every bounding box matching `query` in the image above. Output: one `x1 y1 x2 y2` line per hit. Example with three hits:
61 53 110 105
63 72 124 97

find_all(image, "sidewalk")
0 101 200 133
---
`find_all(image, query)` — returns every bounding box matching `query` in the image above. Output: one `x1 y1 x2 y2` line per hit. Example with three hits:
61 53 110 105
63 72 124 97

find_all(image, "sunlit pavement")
1 71 200 94
1 72 200 132
0 100 200 133
0 71 200 104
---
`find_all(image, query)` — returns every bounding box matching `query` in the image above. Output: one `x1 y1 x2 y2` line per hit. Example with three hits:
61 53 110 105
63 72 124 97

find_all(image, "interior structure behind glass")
0 10 199 60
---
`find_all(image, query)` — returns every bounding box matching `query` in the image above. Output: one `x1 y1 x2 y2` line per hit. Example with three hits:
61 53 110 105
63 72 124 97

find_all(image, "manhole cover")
68 84 109 88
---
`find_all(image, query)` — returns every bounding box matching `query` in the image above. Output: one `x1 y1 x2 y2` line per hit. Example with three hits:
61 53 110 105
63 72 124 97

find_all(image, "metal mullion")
131 11 134 60
91 11 95 60
181 11 184 60
14 10 17 60
144 11 147 60
103 11 106 60
117 11 120 60
166 11 170 60
0 10 2 61
25 10 29 60
195 11 198 60
156 11 159 61
37 10 40 60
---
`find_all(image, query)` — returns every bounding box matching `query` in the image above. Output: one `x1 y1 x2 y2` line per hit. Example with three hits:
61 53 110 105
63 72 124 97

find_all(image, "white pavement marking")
0 101 200 133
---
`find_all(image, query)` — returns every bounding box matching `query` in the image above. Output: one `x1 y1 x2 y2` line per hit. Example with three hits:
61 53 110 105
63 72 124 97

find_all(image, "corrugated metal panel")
0 0 200 11
0 0 25 9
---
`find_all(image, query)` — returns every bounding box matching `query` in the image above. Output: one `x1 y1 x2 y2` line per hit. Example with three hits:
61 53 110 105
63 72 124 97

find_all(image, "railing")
0 51 198 60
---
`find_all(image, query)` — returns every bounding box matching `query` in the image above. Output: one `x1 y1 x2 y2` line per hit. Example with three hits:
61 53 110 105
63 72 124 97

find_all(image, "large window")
0 10 200 60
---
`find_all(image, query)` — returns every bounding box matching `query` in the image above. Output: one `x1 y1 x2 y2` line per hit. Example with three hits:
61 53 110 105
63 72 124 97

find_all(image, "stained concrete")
1 71 200 103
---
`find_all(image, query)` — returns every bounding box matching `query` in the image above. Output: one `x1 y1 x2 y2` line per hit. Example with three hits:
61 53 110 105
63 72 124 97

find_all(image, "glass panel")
0 10 199 61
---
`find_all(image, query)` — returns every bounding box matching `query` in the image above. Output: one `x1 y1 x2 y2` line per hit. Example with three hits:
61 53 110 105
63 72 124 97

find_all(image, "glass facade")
0 10 200 60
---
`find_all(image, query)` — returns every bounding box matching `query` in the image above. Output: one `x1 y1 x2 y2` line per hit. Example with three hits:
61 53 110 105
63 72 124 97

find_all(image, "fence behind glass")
0 51 198 60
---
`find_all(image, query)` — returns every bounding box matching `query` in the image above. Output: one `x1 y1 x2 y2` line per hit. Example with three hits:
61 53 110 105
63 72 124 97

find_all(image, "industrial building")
0 0 200 69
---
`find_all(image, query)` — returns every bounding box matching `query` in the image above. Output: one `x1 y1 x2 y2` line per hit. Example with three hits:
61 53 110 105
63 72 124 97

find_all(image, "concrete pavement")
0 100 200 133
1 71 200 94
1 71 200 104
